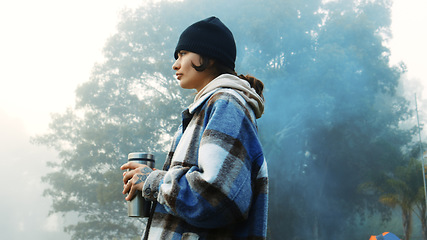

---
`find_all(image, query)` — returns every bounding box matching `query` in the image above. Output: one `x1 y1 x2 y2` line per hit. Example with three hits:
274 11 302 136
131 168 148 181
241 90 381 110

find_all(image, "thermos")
127 152 155 218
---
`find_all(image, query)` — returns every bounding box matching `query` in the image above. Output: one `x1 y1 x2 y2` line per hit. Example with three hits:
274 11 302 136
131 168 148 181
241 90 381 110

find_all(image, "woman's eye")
179 51 186 56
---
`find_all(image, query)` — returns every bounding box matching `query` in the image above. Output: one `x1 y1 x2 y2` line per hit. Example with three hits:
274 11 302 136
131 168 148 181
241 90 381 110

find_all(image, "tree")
32 3 191 239
262 0 414 238
362 158 426 240
32 0 416 239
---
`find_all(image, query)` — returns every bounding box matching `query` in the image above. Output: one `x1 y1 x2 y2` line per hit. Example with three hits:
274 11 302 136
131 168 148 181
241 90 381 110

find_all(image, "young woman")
121 16 268 240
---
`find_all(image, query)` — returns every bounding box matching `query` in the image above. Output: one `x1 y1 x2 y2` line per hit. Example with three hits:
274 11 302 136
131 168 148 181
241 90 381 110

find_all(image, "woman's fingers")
120 161 145 170
121 164 153 201
120 162 130 170
124 177 139 201
122 164 150 184
126 185 137 201
123 181 131 195
122 170 133 184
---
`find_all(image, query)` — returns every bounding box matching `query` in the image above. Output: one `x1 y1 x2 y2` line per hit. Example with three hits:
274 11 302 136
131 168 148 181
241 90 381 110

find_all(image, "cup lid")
128 152 154 160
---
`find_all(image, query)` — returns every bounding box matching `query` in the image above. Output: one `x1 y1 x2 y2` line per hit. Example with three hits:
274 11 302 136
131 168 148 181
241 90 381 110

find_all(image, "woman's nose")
172 59 180 70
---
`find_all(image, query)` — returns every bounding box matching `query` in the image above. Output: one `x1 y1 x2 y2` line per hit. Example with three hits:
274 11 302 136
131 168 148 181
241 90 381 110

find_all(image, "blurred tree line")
32 0 426 239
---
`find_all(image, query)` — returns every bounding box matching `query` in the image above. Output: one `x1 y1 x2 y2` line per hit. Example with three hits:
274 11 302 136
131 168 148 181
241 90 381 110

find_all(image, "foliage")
261 0 413 238
33 3 191 239
361 158 426 240
32 0 417 239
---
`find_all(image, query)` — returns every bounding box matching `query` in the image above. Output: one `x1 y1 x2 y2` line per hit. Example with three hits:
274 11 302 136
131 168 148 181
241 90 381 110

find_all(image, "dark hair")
191 55 211 72
192 56 264 100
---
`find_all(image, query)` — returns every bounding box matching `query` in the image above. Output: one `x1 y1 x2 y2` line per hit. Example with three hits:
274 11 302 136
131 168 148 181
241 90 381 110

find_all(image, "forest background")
1 0 427 239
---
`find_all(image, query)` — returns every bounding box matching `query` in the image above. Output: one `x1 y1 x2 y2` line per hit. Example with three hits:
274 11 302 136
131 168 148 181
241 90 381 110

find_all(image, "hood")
192 74 264 118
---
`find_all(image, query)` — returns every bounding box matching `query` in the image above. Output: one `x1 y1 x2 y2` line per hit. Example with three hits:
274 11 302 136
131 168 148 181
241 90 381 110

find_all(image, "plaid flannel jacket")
142 88 268 239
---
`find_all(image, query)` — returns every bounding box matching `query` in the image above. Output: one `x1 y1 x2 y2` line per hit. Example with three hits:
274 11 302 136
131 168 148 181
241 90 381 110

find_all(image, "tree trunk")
402 208 412 240
313 214 319 240
422 215 427 240
421 204 427 240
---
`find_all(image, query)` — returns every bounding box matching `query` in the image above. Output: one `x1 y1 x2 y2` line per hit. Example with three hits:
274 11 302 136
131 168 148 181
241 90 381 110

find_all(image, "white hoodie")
191 74 265 118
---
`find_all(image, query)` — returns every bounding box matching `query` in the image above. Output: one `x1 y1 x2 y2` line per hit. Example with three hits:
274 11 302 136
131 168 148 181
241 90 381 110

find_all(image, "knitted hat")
174 16 236 70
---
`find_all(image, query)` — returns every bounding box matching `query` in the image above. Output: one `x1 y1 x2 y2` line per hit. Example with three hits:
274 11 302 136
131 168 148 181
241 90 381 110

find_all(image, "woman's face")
172 51 213 92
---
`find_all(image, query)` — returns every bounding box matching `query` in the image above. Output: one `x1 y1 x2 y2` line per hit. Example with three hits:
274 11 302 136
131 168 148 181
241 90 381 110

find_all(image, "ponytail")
237 74 264 100
209 60 265 99
194 56 265 100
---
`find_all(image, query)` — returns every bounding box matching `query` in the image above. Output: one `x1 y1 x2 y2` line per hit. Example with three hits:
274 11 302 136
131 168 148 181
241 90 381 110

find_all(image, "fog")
0 110 69 239
0 1 139 239
0 0 426 239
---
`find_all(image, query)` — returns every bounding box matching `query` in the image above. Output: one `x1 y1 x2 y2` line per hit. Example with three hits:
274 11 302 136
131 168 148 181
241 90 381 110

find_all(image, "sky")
0 0 425 239
388 0 427 110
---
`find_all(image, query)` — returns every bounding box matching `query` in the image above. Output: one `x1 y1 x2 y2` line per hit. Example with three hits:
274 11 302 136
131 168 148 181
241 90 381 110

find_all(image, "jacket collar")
188 88 219 114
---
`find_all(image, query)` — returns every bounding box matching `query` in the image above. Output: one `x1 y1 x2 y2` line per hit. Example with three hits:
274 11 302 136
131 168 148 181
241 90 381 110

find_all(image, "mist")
0 110 70 240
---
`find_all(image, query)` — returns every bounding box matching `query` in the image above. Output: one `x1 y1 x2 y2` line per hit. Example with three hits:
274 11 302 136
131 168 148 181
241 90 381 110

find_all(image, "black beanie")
174 16 236 70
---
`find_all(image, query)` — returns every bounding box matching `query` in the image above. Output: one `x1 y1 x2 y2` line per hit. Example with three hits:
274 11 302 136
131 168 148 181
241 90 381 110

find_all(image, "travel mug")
127 152 155 218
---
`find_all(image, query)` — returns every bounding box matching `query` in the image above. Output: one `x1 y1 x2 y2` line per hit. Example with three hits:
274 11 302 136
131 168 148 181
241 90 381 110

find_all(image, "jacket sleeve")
142 92 263 229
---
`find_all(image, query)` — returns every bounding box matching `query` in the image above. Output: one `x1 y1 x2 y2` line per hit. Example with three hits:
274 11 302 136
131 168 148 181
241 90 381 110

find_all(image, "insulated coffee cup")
127 152 155 218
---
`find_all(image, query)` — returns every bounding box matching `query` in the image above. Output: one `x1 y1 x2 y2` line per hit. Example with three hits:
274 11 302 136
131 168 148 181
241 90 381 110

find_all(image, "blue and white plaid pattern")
142 88 268 239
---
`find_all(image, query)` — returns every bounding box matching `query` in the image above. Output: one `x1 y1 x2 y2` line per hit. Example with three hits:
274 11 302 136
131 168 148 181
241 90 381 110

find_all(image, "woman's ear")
208 59 215 68
207 59 218 77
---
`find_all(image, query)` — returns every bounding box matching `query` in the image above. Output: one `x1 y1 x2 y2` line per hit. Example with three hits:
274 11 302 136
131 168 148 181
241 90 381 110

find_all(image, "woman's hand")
120 162 153 201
